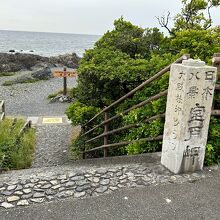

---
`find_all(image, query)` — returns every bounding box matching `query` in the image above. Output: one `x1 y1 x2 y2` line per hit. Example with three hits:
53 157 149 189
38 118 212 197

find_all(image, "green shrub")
67 15 220 165
0 118 36 171
66 101 100 126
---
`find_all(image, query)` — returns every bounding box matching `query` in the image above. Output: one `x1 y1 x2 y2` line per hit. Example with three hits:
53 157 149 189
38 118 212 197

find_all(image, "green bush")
0 118 36 171
66 101 100 126
67 13 220 165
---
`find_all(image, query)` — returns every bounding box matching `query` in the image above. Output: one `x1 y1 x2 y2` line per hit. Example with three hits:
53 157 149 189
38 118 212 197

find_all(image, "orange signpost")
53 71 77 77
52 68 77 96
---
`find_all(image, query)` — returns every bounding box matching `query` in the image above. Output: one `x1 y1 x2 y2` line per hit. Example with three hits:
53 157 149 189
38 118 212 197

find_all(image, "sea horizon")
0 29 100 57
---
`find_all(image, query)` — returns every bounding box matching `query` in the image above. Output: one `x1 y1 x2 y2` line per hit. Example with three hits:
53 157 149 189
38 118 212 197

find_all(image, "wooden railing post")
212 53 220 71
212 53 220 110
104 111 109 157
81 125 86 159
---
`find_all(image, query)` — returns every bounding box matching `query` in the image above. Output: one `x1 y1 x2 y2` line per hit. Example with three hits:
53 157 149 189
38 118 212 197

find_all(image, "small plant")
0 72 16 77
2 78 40 86
48 88 76 99
0 118 36 171
2 80 14 86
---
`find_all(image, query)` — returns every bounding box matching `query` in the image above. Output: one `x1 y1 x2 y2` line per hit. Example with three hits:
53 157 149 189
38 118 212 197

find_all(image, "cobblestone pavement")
0 163 218 209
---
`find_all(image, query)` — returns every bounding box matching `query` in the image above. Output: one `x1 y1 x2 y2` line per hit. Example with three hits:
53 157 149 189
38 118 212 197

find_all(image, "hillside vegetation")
67 0 220 165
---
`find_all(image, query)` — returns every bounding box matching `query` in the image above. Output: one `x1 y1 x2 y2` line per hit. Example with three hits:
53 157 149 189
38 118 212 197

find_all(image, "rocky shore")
0 52 80 72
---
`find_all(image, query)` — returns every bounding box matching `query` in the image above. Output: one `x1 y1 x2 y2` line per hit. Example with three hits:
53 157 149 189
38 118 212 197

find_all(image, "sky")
0 0 220 35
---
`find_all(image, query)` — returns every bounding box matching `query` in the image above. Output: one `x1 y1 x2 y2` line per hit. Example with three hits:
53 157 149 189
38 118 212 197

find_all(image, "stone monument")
161 59 217 174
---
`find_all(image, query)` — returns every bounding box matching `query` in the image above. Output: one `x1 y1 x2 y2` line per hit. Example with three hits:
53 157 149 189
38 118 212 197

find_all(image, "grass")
0 118 36 171
2 78 40 86
48 87 76 99
0 72 16 77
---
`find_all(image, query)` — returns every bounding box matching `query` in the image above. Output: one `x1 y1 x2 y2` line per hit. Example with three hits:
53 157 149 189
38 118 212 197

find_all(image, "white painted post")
161 59 217 174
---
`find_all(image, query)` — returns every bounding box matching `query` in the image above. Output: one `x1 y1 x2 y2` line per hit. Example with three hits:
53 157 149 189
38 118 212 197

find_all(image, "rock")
1 191 13 196
169 176 177 183
0 52 80 73
116 171 123 177
45 189 57 196
41 184 52 189
50 95 72 103
33 192 45 198
75 185 90 192
25 183 35 188
21 193 33 199
17 200 29 206
57 175 67 180
96 186 108 193
109 186 118 191
58 187 65 192
74 191 85 198
31 67 52 80
33 188 45 192
65 181 75 187
100 179 110 186
46 196 54 201
68 172 77 178
60 179 69 184
1 202 15 209
56 190 74 198
31 198 45 203
77 180 89 186
23 188 32 194
119 175 127 180
50 180 58 186
7 185 17 191
14 191 23 195
0 187 6 191
71 176 84 181
49 53 80 69
88 177 99 183
51 184 61 190
16 185 23 191
30 178 39 183
0 196 4 203
7 196 20 202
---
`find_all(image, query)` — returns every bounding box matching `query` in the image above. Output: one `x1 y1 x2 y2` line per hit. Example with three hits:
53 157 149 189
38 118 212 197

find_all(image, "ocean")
0 30 100 57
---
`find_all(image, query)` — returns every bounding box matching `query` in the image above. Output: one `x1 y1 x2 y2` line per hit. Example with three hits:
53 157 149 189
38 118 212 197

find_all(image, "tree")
157 0 220 35
96 17 164 59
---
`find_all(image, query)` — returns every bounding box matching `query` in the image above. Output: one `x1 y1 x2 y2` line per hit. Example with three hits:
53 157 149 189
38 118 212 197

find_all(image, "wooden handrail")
81 54 191 158
86 113 166 143
19 120 32 136
83 54 190 127
84 135 163 153
211 109 220 116
82 90 167 137
0 100 5 121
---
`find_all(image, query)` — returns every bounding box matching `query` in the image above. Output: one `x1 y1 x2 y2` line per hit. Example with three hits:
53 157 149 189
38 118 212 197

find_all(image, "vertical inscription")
161 59 217 174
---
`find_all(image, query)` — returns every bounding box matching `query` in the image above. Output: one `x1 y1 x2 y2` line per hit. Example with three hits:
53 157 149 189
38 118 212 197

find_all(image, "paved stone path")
0 162 217 209
31 116 76 168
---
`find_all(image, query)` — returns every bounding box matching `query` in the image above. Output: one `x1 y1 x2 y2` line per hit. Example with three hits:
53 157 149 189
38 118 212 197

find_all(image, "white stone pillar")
161 59 217 174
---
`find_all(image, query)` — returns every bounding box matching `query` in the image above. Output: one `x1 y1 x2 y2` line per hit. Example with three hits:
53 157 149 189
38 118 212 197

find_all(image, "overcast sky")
0 0 219 35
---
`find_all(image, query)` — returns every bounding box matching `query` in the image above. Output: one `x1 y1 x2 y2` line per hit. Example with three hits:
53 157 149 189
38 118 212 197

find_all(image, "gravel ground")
32 124 74 168
0 72 77 116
